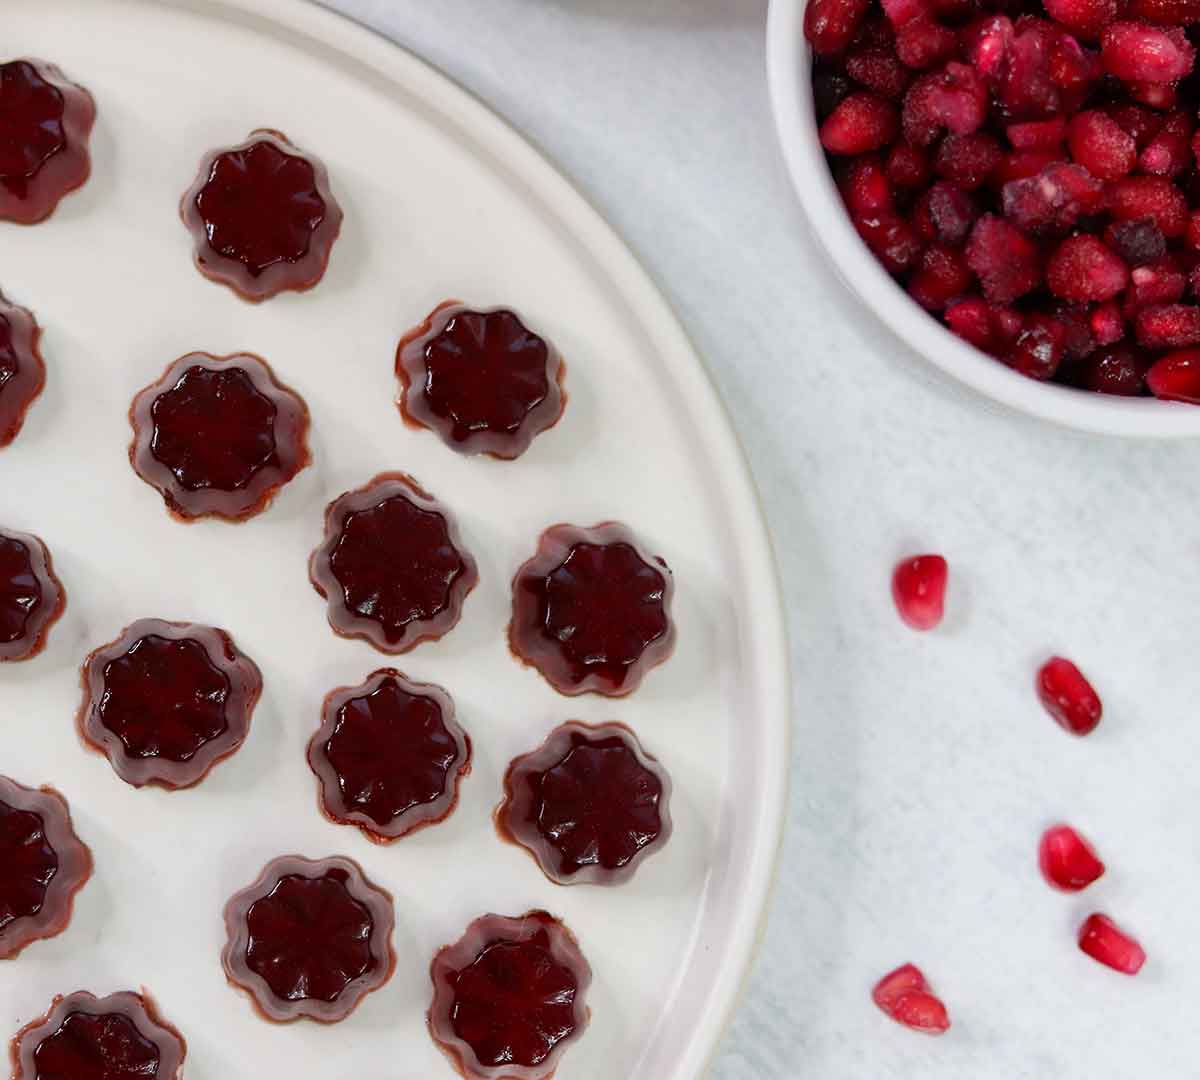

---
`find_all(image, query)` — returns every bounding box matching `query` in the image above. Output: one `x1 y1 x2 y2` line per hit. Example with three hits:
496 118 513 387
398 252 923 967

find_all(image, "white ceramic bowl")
767 0 1200 438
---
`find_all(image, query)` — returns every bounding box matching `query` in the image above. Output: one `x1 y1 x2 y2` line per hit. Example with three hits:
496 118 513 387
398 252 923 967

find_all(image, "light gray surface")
325 2 1199 1077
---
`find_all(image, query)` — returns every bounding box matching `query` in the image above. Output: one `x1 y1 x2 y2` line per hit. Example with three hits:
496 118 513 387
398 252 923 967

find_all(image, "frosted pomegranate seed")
1138 111 1193 178
1043 0 1121 40
1101 22 1196 84
1039 825 1106 891
992 148 1065 186
1037 656 1102 736
902 61 987 146
847 45 913 100
1126 0 1200 22
1046 235 1128 302
1135 303 1200 347
1104 218 1166 267
945 297 997 351
821 93 900 154
892 554 947 630
1106 102 1164 149
909 244 973 310
881 0 932 27
1146 348 1200 402
1078 914 1146 975
840 156 894 217
1124 259 1187 312
1000 163 1104 237
805 0 872 56
1067 111 1136 181
1009 312 1067 379
1108 176 1189 238
966 214 1041 303
1089 302 1126 347
934 131 1002 189
886 142 930 188
872 964 950 1035
896 15 959 69
1077 344 1146 394
1006 117 1067 151
855 212 923 273
914 180 977 244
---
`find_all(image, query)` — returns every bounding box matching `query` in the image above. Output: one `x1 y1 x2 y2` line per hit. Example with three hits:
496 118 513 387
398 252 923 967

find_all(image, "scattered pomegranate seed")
901 62 987 146
1037 656 1102 736
872 964 951 1034
1146 348 1200 402
1135 303 1200 348
805 0 872 56
1039 825 1106 891
1046 235 1129 302
891 554 948 630
1108 176 1189 239
896 15 960 70
1100 22 1196 84
822 93 900 155
966 214 1041 304
1067 111 1136 181
1078 914 1146 975
848 45 914 100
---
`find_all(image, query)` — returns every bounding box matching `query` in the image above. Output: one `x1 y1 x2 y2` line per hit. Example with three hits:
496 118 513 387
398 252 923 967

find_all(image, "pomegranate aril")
1052 302 1097 359
990 19 1066 122
872 964 950 1035
1039 824 1106 891
896 15 959 69
945 297 1021 352
1037 656 1102 735
1001 162 1103 234
1049 32 1102 113
1043 0 1121 40
1146 348 1200 401
886 142 931 188
1126 0 1200 22
1078 343 1146 392
847 45 914 99
992 148 1066 186
1106 102 1164 149
966 214 1041 302
821 92 900 153
806 0 872 56
1108 175 1189 237
933 131 1002 189
1128 80 1178 109
1009 312 1068 378
1138 110 1193 177
1124 258 1187 312
1046 235 1128 301
882 0 933 28
1067 110 1136 181
840 156 895 216
855 212 923 273
1006 117 1067 151
914 180 977 244
891 554 948 630
1100 21 1196 84
909 244 974 309
1135 302 1200 346
902 61 988 145
1089 302 1126 346
1104 218 1166 266
1078 914 1146 975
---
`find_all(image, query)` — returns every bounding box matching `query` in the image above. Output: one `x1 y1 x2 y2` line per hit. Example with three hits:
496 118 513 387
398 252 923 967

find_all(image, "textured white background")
323 1 1200 1077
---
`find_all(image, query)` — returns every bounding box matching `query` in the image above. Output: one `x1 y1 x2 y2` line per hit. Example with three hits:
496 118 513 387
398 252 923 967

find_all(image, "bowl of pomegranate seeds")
768 0 1200 435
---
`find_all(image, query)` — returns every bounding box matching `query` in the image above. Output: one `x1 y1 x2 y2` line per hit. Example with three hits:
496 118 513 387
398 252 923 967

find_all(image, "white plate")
1 2 789 1077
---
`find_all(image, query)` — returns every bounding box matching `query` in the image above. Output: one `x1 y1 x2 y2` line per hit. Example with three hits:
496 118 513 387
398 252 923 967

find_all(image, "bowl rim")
766 0 1200 439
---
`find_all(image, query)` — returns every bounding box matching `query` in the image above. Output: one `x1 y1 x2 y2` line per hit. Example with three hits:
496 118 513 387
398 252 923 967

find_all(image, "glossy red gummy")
872 963 950 1034
428 910 591 1080
180 129 342 302
1078 913 1146 974
396 300 567 460
509 522 675 697
806 0 1200 401
0 777 91 960
310 472 477 654
1039 823 1105 891
308 668 471 843
891 553 947 630
10 990 186 1080
1037 655 1102 735
0 293 45 447
0 60 95 224
129 352 311 521
77 619 262 790
0 528 64 663
496 721 672 886
222 854 396 1023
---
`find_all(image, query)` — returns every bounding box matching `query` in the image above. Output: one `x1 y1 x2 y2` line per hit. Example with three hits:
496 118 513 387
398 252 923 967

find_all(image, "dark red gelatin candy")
77 619 262 790
180 129 342 302
308 668 471 843
0 60 95 224
10 990 186 1080
129 351 311 521
310 472 478 654
428 910 591 1080
395 300 566 459
222 854 396 1023
509 522 675 697
0 776 91 960
496 721 671 886
0 528 64 662
0 292 46 447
